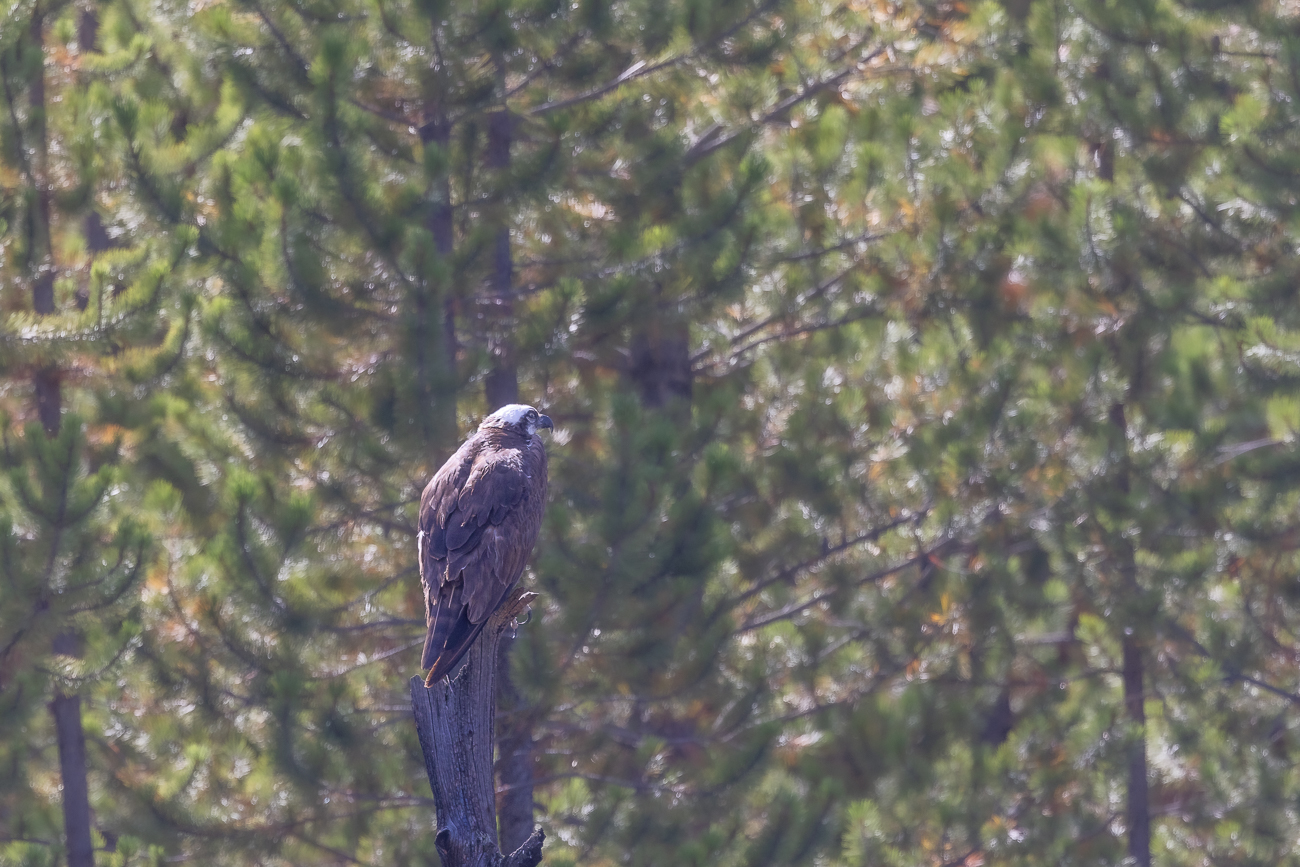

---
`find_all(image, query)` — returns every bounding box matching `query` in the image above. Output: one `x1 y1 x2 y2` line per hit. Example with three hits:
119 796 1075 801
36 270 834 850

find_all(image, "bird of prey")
418 404 552 686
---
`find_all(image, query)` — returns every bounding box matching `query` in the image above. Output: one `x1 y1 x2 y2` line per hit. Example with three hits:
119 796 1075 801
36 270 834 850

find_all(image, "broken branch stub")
410 588 545 867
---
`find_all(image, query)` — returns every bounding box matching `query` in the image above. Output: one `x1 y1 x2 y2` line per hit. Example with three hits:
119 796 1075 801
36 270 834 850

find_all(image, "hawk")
418 404 552 686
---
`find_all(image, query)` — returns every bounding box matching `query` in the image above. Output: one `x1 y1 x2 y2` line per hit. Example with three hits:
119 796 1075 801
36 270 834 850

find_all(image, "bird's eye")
527 410 538 419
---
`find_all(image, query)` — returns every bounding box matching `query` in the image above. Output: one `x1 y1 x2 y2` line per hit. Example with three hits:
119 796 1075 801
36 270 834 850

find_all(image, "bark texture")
480 80 532 848
50 691 94 867
495 629 535 855
28 7 97 862
410 587 544 867
418 105 458 439
628 316 692 409
1123 634 1151 867
1109 401 1151 867
484 105 518 411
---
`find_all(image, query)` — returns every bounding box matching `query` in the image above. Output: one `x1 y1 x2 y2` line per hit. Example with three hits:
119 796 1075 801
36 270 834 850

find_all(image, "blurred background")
4 0 1300 864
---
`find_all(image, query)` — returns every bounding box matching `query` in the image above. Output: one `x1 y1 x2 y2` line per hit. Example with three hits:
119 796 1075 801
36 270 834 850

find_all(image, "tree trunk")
1123 634 1151 867
628 315 692 410
410 588 544 867
480 83 533 850
419 107 459 445
29 6 96 863
495 630 535 854
430 118 459 404
1108 401 1150 867
484 100 517 411
420 15 459 440
50 692 95 867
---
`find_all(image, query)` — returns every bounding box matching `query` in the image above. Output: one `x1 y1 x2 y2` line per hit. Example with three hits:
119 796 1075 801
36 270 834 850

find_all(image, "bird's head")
480 404 554 438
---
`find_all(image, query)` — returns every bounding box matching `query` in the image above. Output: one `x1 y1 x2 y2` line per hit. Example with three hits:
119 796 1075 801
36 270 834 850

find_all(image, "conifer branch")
737 538 969 633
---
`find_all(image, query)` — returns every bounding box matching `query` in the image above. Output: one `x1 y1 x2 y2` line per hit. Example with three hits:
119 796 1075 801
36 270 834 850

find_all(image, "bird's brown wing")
417 438 476 590
418 440 536 683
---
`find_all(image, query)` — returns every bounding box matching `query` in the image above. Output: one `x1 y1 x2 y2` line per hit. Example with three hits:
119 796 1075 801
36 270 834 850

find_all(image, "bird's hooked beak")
537 414 554 431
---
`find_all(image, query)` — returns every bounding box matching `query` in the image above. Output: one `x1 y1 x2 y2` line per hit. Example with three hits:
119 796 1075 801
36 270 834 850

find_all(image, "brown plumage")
418 404 551 685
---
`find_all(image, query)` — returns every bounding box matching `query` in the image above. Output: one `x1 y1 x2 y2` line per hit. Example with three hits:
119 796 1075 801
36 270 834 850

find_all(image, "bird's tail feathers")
422 616 484 686
422 584 459 670
422 584 488 686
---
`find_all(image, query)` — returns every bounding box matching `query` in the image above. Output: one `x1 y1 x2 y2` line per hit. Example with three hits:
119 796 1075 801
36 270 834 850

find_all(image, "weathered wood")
50 691 94 867
495 628 536 855
411 587 545 867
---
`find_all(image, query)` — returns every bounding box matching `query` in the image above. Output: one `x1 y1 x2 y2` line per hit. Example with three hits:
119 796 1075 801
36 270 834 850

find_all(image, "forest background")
5 0 1300 865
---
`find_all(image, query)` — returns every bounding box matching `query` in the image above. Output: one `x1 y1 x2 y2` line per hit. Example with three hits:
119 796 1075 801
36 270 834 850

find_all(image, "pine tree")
0 1 183 863
758 1 1300 864
11 0 1300 866
86 0 897 862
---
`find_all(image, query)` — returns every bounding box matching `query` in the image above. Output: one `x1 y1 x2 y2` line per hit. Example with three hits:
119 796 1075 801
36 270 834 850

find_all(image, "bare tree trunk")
419 107 459 444
483 97 517 411
50 692 94 867
419 17 460 441
429 116 459 399
478 74 534 850
1108 401 1150 867
411 588 544 867
1123 634 1151 867
628 314 692 410
495 630 535 854
26 6 96 864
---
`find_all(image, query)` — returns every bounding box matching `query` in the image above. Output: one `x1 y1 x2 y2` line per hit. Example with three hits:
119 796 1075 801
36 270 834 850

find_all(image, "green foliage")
8 0 1300 864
